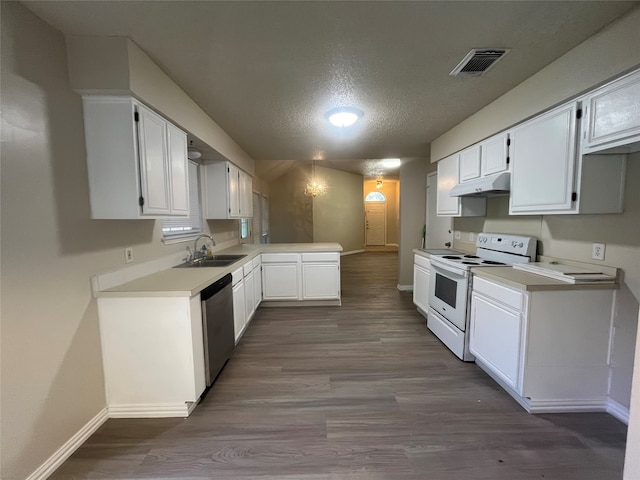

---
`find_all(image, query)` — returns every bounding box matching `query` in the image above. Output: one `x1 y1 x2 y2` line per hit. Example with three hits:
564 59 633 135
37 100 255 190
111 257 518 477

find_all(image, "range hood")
449 172 511 197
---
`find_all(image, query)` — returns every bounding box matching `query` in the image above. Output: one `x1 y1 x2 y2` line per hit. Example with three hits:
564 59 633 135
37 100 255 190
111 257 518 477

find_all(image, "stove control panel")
476 233 537 258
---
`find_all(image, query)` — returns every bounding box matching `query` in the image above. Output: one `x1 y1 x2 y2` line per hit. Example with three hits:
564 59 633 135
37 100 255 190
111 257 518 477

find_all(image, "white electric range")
427 233 537 361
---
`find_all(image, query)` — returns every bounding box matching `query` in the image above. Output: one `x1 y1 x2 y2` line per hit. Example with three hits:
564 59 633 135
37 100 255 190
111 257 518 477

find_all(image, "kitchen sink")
174 254 247 268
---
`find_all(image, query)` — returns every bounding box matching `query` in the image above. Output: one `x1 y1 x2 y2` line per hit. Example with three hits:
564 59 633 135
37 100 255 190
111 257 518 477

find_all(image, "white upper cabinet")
458 145 481 182
581 69 640 154
458 132 509 184
437 155 486 217
510 100 626 215
509 102 579 214
480 132 510 176
204 162 253 219
82 96 189 219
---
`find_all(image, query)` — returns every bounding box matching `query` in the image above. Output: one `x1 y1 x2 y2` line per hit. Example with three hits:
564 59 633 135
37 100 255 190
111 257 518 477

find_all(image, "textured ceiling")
23 0 639 178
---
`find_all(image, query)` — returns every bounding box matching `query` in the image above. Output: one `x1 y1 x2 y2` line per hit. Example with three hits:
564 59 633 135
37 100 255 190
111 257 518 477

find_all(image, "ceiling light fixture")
326 107 363 127
382 158 401 168
187 141 202 160
376 180 383 189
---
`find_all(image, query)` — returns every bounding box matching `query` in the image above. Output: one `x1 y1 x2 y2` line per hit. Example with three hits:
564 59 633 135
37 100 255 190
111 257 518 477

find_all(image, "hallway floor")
50 252 627 479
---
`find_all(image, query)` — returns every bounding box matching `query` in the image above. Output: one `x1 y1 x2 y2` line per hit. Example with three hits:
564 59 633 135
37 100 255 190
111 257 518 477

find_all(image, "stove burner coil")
442 255 462 260
482 260 506 265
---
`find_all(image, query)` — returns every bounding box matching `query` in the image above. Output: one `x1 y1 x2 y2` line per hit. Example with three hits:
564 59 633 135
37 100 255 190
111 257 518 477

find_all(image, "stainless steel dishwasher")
201 273 235 386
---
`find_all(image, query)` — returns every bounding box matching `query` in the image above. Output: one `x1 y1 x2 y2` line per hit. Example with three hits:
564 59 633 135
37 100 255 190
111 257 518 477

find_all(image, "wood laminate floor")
51 252 627 479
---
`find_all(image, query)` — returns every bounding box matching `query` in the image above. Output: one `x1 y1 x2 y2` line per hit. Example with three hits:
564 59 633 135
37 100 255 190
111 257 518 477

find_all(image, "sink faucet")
193 234 216 261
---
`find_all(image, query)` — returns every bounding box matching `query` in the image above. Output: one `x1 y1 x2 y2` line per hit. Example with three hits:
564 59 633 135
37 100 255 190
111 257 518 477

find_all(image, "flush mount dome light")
326 107 363 127
382 158 401 168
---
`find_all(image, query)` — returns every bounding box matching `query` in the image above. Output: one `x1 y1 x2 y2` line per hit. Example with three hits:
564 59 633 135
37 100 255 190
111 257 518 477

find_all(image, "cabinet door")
302 263 339 300
459 145 481 182
481 132 509 176
232 280 246 343
166 123 189 215
253 264 262 309
413 264 430 313
509 102 578 214
244 270 255 321
228 163 240 217
137 105 171 215
436 155 461 216
262 263 300 300
239 171 253 218
469 292 522 390
583 69 640 152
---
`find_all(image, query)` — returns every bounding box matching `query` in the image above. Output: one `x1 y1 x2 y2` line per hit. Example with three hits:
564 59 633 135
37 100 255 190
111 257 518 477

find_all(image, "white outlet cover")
592 243 605 261
454 231 461 239
468 232 475 241
125 247 134 263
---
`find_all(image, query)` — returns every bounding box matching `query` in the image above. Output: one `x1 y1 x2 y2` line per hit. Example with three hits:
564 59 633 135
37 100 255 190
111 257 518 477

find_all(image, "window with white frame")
162 161 203 239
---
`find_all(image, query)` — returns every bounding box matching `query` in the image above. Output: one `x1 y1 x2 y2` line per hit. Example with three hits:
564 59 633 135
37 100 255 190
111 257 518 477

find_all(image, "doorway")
365 202 386 246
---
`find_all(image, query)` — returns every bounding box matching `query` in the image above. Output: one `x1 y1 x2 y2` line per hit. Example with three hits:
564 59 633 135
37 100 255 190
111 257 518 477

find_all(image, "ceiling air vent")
450 48 510 77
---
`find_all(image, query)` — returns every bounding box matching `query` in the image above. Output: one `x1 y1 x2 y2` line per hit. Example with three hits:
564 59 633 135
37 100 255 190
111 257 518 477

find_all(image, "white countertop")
473 267 619 292
98 242 342 298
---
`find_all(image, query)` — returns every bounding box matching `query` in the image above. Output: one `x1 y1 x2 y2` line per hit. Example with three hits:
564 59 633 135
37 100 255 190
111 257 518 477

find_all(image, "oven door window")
435 272 457 308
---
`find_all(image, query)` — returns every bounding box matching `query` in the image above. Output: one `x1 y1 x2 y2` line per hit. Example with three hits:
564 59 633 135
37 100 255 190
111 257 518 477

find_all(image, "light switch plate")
454 231 461 240
468 232 475 242
125 247 134 263
592 243 605 261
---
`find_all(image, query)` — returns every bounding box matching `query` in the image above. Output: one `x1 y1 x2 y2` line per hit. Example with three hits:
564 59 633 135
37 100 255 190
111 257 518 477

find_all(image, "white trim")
607 398 630 424
260 299 341 308
107 402 195 418
340 249 365 256
527 398 608 414
25 408 108 480
397 284 413 291
386 243 399 247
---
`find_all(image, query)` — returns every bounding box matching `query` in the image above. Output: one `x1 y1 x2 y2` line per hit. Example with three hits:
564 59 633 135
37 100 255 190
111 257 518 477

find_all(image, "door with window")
365 202 386 246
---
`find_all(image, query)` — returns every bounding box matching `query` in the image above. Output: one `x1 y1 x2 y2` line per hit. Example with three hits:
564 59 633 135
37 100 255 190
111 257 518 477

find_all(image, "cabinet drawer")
473 276 524 311
302 252 339 262
252 256 261 270
232 267 244 286
243 262 252 277
414 255 431 270
261 253 300 263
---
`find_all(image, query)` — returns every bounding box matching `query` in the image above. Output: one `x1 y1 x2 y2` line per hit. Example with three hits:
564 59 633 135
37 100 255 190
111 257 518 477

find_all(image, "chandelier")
304 161 327 197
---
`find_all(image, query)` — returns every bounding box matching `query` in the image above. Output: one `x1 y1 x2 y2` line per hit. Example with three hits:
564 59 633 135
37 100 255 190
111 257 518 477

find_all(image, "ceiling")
23 1 639 179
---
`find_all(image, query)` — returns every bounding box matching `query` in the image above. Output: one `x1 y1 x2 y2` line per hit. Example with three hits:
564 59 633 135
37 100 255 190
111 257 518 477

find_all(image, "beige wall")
314 166 364 253
363 179 399 245
268 163 314 244
398 157 434 287
0 4 238 478
625 307 640 479
431 6 640 162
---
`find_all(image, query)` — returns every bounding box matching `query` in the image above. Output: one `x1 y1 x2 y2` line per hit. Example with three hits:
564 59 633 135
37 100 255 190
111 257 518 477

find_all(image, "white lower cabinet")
97 295 205 417
469 275 615 413
244 268 255 321
261 253 301 300
232 268 247 343
301 252 340 300
412 254 430 315
252 257 262 311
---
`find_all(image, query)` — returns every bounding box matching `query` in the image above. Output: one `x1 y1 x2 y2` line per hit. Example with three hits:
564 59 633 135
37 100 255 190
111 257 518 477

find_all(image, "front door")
365 202 386 245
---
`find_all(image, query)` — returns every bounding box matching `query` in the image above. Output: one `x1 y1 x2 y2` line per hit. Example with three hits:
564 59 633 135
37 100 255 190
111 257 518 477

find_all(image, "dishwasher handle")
201 273 233 300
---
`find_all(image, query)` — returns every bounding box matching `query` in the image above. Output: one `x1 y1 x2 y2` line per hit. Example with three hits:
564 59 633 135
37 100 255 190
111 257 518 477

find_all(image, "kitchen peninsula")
95 242 342 419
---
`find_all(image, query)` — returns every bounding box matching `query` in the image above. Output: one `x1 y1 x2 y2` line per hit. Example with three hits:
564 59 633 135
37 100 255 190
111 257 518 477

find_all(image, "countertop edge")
472 267 619 292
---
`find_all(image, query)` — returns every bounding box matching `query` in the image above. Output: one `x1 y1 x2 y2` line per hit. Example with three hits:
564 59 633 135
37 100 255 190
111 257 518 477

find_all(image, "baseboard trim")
25 407 109 480
108 402 193 418
341 249 365 256
606 398 630 424
260 299 341 307
527 398 608 414
397 284 412 292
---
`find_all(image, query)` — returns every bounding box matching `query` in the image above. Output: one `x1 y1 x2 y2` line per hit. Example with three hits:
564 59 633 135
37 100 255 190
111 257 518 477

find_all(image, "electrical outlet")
468 232 475 242
125 247 134 263
592 243 605 261
454 231 461 240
